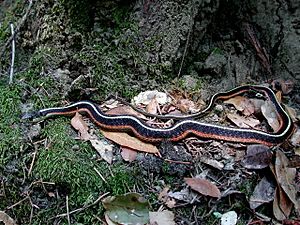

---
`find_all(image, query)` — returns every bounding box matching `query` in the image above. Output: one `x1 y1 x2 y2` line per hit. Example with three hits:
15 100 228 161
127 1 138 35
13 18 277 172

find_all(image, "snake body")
38 85 294 146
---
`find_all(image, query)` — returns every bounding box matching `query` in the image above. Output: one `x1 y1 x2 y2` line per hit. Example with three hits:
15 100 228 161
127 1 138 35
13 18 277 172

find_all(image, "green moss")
34 118 104 204
0 83 22 165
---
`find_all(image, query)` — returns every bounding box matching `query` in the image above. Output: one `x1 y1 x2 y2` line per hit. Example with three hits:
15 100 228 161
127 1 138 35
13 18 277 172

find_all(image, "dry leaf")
273 186 293 221
224 96 255 116
261 100 280 132
275 151 299 211
120 147 137 162
149 211 175 225
241 145 272 169
290 128 300 146
90 139 113 164
271 79 294 95
176 99 197 114
133 90 171 105
284 105 297 122
249 176 276 209
184 177 221 198
168 188 197 204
0 211 17 225
71 112 92 140
221 211 238 225
227 113 260 128
100 130 159 154
201 157 224 170
146 98 158 114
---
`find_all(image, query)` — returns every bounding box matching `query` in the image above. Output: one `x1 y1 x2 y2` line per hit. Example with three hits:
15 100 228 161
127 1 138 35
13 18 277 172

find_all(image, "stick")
66 195 71 225
0 0 33 57
9 23 15 84
52 192 110 219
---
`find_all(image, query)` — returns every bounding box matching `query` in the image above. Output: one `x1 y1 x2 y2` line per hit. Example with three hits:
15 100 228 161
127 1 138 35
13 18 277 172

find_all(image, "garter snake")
37 85 294 146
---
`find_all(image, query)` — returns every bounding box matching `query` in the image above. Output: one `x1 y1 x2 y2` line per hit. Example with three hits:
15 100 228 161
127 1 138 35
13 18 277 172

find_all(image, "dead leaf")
71 112 92 140
273 186 293 221
184 177 221 198
288 155 300 168
121 147 137 162
176 99 198 114
90 139 113 164
241 145 272 169
271 79 294 95
158 186 170 201
201 157 224 170
227 113 260 128
100 130 159 154
249 176 276 209
146 98 158 114
0 211 17 225
133 90 171 105
149 211 175 225
290 127 300 146
275 151 299 211
261 100 280 132
224 96 255 116
284 105 298 122
220 211 238 225
168 187 197 204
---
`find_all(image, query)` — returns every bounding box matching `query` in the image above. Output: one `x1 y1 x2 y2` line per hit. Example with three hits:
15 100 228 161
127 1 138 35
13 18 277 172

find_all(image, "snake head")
21 110 44 121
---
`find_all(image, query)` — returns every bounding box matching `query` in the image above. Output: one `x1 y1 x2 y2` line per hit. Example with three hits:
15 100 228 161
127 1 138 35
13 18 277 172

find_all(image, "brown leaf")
273 186 293 221
184 177 221 198
224 96 255 116
249 176 276 209
271 79 294 95
261 100 280 132
70 112 93 140
227 113 260 129
0 211 17 225
241 145 272 169
275 151 299 211
100 130 159 154
120 147 137 162
288 155 300 168
176 99 197 114
146 98 158 114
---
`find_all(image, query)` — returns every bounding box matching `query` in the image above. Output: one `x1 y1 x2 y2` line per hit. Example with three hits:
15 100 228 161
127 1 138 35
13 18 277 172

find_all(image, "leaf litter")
60 82 299 222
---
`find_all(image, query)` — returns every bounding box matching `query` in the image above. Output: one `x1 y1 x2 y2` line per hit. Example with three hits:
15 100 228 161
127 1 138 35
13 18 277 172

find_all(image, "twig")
0 0 33 57
52 192 110 219
93 167 108 184
66 195 71 225
9 23 15 84
7 196 29 209
28 149 37 176
177 23 192 78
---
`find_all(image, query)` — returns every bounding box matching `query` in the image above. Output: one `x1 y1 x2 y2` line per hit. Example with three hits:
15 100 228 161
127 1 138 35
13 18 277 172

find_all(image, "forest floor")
0 1 299 225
